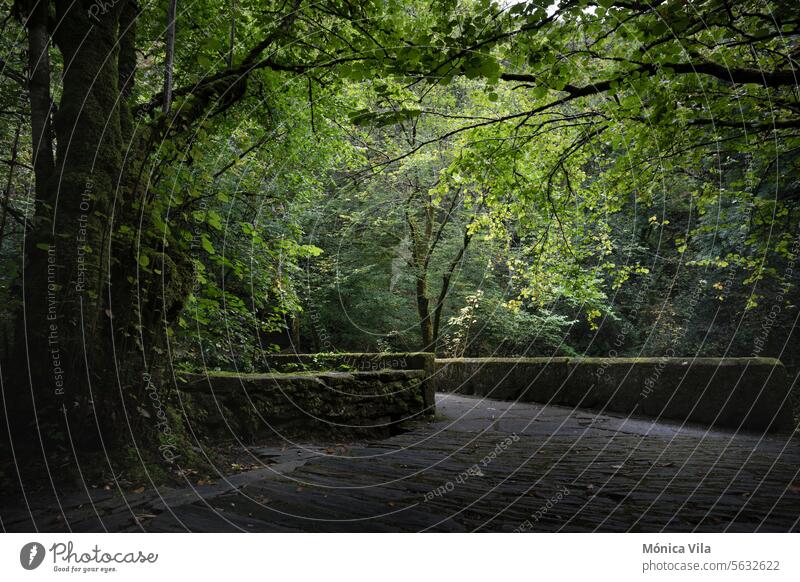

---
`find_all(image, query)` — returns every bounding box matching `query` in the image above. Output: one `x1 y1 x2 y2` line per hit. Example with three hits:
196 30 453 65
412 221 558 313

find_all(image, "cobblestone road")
4 394 799 532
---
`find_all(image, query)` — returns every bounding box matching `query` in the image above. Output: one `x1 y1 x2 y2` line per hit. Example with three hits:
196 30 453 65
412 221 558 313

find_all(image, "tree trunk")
415 276 433 349
407 188 436 351
228 0 236 70
4 0 289 471
25 0 55 204
118 1 138 141
0 122 22 246
432 230 472 345
7 2 143 459
163 0 177 114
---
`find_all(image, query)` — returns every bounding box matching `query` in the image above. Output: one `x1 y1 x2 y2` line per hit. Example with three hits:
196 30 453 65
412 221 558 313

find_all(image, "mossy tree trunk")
8 1 189 464
4 0 303 472
407 189 435 351
13 3 123 452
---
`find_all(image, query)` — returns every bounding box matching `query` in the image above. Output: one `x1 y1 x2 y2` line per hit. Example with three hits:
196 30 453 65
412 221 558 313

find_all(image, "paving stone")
3 393 799 532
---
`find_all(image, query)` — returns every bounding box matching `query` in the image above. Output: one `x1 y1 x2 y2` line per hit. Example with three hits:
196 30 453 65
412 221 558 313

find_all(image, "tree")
0 0 410 462
163 0 177 114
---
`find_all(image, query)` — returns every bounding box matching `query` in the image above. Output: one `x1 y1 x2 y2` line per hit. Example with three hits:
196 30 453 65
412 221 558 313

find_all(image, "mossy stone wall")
179 368 432 441
435 357 794 432
259 352 436 409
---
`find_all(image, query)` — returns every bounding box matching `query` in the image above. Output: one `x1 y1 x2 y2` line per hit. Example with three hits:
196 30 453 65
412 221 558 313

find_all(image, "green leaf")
298 244 324 257
201 235 215 255
207 210 223 231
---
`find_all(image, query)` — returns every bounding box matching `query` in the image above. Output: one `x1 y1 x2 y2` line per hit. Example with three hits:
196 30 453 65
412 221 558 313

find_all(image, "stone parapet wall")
179 368 432 440
435 357 794 432
258 352 436 409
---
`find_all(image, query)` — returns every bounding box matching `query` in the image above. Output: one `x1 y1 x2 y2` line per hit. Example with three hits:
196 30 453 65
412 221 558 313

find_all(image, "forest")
0 0 798 478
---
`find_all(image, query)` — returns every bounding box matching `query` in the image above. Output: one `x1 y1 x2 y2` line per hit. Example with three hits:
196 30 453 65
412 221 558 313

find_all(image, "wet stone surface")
4 394 799 532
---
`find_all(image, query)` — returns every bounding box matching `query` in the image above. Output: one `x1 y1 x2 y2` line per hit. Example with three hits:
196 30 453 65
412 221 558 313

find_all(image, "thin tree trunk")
25 0 55 204
0 122 22 246
6 0 56 444
432 229 472 346
118 1 138 141
163 0 177 114
228 0 236 70
415 277 433 348
407 190 436 350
